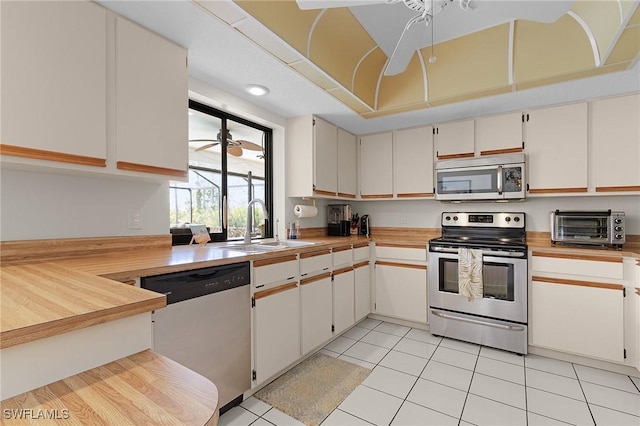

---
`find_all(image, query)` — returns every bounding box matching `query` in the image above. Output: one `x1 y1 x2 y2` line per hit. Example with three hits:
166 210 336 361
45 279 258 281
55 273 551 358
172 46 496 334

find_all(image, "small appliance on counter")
328 204 352 236
551 210 625 249
360 214 370 237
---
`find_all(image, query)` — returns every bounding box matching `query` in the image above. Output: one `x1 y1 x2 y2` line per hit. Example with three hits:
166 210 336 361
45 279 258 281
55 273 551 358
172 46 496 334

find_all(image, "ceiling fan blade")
236 139 263 151
228 146 243 157
384 14 430 76
194 143 219 152
296 0 389 10
469 0 573 23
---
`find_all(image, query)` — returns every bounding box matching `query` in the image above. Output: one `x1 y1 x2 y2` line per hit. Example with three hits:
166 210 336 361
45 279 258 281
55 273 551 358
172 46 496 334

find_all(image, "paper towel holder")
301 197 316 207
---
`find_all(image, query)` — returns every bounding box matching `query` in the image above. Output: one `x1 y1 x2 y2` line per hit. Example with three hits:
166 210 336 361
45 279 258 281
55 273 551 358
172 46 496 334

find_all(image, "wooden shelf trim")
528 187 588 194
337 192 357 199
333 266 354 276
332 246 352 253
376 242 426 249
437 152 474 160
480 147 523 156
116 161 187 177
313 189 335 197
253 255 297 268
0 143 107 167
300 272 331 285
254 282 297 299
300 249 331 259
532 275 623 291
360 194 394 199
396 193 434 198
354 261 370 269
375 260 427 270
352 241 370 249
532 251 623 263
596 185 640 192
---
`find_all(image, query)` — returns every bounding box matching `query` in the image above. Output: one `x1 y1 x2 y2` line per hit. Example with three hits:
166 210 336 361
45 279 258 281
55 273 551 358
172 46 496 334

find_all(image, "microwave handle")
497 165 503 195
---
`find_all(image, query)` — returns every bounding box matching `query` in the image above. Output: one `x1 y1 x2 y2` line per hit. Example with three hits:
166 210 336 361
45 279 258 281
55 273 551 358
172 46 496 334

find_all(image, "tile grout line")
572 362 597 426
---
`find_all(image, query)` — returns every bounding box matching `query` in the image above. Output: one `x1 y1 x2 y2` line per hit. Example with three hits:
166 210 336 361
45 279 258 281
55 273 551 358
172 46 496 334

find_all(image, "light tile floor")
219 318 640 426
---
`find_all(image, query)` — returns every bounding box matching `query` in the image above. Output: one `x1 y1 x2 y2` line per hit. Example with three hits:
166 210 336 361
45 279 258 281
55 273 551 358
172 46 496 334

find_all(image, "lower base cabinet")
531 279 625 363
333 267 355 335
375 262 427 323
354 262 371 321
253 283 300 385
301 273 333 355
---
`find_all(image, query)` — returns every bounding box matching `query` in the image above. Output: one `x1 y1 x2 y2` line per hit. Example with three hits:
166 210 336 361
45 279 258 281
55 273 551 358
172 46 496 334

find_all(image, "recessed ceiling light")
246 84 269 96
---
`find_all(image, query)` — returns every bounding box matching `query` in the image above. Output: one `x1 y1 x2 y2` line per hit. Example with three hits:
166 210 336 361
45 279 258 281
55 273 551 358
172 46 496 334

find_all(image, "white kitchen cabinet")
393 126 434 197
476 112 524 156
337 128 357 198
300 273 333 355
353 242 371 263
333 267 355 335
591 93 640 192
359 132 393 198
434 119 474 159
354 261 371 322
530 252 627 363
300 249 331 277
1 0 107 166
253 255 298 290
313 117 339 196
375 262 427 323
253 283 300 385
525 103 588 194
115 17 188 177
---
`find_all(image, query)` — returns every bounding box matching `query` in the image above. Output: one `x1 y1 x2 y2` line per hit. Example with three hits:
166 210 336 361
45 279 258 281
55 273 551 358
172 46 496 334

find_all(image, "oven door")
428 249 527 323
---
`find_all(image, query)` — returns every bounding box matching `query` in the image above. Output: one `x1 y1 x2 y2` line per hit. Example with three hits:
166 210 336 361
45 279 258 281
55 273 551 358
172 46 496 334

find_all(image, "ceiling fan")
296 0 573 76
189 130 263 157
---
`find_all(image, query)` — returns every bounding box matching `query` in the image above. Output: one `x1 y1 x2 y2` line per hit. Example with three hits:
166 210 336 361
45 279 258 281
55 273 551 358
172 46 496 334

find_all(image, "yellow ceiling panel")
360 101 430 119
234 0 318 55
309 8 377 89
516 62 630 91
353 48 386 108
429 86 513 107
514 16 595 85
571 0 621 64
236 20 301 65
377 53 426 110
290 61 338 90
425 24 511 102
605 25 640 65
326 87 373 114
622 0 639 21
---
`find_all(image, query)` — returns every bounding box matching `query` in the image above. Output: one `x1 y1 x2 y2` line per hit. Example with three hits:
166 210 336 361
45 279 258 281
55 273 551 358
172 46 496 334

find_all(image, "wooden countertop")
0 349 219 425
0 263 166 349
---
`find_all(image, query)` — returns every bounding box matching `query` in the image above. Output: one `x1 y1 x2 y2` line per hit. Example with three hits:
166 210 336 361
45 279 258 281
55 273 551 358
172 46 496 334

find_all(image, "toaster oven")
550 210 625 249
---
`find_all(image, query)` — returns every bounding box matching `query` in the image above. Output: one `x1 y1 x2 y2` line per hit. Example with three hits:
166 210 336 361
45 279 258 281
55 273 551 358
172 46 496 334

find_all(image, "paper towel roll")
294 205 318 218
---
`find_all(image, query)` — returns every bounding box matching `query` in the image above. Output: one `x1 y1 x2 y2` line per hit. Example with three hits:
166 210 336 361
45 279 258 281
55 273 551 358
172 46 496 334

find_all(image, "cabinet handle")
431 310 524 331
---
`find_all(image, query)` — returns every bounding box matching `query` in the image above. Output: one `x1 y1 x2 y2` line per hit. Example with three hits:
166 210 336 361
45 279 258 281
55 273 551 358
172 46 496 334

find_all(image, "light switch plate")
128 209 143 229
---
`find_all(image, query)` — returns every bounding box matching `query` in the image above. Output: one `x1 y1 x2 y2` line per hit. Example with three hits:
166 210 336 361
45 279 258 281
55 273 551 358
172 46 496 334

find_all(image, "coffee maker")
327 204 352 236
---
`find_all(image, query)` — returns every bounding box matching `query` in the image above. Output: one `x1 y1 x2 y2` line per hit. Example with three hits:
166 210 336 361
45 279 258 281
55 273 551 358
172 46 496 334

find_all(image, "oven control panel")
442 212 525 228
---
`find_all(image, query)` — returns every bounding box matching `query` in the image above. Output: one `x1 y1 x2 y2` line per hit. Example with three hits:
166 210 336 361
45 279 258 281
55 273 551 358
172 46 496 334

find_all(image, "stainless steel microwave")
551 210 625 248
435 153 526 201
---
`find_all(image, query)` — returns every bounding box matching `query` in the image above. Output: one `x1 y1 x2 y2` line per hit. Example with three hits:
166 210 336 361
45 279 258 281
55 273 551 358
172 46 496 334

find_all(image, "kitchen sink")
214 239 317 253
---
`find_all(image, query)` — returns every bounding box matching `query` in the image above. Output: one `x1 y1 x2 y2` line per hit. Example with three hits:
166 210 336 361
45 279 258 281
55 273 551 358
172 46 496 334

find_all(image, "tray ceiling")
200 0 639 119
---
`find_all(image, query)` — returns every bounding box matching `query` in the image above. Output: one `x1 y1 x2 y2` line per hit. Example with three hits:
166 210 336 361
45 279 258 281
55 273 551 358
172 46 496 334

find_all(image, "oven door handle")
430 310 525 331
430 246 526 258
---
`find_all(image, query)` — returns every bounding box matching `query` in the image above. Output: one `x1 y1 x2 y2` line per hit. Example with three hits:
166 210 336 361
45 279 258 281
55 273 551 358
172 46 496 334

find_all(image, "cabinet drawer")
253 255 298 288
332 246 353 267
300 250 331 276
375 244 426 262
531 252 623 280
353 245 370 262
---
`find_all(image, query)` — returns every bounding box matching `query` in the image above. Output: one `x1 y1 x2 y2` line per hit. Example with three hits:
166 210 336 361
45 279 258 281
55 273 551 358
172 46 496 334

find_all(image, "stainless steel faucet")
245 198 269 244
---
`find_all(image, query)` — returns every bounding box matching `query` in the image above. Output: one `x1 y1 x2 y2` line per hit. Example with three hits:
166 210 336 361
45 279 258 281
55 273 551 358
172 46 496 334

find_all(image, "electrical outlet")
128 209 143 229
400 213 407 225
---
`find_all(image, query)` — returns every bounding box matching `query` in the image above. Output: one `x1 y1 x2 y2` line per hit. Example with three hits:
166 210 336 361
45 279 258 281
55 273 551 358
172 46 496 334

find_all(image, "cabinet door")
333 268 355 335
531 279 624 362
360 132 393 198
394 126 434 197
525 103 588 193
301 273 333 355
1 1 107 165
313 117 338 196
476 112 524 155
592 94 640 192
375 263 427 323
435 120 474 159
253 283 300 385
337 128 357 198
115 17 188 177
354 262 371 322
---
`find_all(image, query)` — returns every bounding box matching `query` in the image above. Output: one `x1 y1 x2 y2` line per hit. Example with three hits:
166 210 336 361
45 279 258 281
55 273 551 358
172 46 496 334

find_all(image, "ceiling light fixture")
245 84 270 96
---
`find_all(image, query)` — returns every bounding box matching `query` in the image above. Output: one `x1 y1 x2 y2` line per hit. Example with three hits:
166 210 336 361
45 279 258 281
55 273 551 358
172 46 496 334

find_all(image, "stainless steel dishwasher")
141 262 251 412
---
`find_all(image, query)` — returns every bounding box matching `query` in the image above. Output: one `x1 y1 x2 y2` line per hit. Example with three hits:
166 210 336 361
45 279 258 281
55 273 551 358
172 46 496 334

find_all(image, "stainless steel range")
428 212 528 354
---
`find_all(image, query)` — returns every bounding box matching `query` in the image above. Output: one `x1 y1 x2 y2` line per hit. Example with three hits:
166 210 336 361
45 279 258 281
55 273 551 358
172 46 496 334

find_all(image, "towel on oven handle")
458 248 483 301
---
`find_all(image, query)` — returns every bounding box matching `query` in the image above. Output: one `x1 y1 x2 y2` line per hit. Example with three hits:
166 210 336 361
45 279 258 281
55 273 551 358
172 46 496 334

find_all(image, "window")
170 100 272 245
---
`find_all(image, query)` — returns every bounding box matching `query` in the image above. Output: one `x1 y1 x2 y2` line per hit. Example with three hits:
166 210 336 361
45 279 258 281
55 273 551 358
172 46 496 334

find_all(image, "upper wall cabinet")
115 17 188 178
525 103 588 194
393 126 434 197
286 116 356 199
476 112 524 156
0 1 107 166
434 119 474 159
591 94 640 192
359 132 393 198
